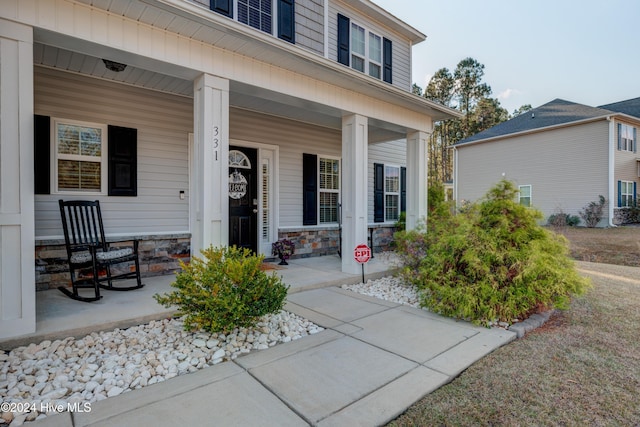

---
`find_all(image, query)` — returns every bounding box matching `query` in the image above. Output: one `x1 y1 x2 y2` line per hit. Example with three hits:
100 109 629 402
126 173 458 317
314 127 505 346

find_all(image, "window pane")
58 160 101 191
351 24 365 55
369 33 381 63
385 194 399 221
57 124 79 155
80 127 102 157
519 186 531 198
238 0 271 33
369 63 381 79
385 166 399 193
320 192 338 223
320 158 339 190
351 55 364 72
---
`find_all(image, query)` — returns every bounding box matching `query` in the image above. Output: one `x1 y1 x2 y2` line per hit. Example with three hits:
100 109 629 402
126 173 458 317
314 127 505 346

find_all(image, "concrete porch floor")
1 253 399 349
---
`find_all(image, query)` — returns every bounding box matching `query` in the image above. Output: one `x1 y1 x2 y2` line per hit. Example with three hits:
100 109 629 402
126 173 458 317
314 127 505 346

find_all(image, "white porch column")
341 114 368 274
192 74 230 255
0 20 35 339
406 131 429 231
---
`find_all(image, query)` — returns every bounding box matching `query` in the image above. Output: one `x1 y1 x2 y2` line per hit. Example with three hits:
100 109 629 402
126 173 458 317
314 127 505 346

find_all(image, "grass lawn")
388 226 640 426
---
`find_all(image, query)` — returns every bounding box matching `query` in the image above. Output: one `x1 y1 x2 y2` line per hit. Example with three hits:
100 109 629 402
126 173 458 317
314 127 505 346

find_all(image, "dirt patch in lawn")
556 225 640 266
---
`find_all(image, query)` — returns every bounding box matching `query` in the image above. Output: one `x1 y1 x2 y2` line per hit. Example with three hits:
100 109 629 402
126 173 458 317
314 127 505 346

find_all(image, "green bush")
154 246 289 333
395 179 590 326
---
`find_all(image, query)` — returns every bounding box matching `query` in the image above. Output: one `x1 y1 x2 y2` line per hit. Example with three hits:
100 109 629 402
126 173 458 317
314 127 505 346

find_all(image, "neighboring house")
0 0 460 339
454 98 640 227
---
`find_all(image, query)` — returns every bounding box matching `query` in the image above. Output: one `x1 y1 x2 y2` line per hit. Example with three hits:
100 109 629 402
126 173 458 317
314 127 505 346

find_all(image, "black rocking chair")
58 200 144 302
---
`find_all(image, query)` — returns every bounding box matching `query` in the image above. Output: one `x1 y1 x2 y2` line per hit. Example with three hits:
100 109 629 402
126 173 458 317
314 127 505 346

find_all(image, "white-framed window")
384 165 400 221
518 185 532 207
237 0 272 34
319 157 340 223
621 180 634 207
350 22 383 80
52 118 107 194
620 124 635 152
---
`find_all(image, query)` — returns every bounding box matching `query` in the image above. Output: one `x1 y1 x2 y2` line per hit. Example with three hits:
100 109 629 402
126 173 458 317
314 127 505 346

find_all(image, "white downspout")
607 116 616 227
453 146 458 207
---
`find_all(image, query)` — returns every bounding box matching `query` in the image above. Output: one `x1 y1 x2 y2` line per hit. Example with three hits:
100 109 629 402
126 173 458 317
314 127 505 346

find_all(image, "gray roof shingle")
598 97 640 119
456 98 613 145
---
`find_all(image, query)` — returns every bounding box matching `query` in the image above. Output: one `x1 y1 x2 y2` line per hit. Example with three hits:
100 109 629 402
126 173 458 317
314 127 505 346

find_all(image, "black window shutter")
108 125 137 197
337 14 350 66
617 123 622 150
278 0 295 43
400 166 406 213
374 163 384 222
210 0 232 18
383 37 393 84
34 115 51 195
618 180 622 207
303 153 318 225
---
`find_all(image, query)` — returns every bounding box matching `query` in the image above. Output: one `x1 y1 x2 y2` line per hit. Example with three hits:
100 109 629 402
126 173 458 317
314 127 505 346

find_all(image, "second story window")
238 0 272 34
349 24 382 79
618 123 636 152
210 0 295 43
338 14 392 84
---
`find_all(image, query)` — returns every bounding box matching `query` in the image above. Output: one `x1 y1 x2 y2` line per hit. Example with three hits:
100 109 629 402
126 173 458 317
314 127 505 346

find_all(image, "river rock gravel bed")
342 276 420 307
0 311 323 425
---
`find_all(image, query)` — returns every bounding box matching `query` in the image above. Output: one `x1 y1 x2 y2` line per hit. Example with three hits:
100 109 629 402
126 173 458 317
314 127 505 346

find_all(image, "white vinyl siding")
34 67 192 238
368 140 406 223
328 1 412 91
456 120 609 222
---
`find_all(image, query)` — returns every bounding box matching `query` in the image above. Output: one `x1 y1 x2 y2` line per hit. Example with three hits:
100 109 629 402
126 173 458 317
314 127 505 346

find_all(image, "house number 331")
213 126 220 161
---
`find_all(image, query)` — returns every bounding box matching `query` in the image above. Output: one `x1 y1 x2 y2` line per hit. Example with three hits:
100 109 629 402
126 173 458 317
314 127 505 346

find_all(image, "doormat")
261 263 285 271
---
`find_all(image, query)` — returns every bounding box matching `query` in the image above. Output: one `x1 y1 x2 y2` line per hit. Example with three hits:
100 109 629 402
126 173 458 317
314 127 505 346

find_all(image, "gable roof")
599 97 640 119
456 98 613 146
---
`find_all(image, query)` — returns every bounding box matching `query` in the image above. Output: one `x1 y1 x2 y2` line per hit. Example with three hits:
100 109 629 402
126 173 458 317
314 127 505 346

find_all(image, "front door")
229 146 258 252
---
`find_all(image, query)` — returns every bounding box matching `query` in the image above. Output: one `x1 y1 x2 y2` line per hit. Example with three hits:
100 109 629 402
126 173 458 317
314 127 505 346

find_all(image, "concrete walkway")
32 283 516 426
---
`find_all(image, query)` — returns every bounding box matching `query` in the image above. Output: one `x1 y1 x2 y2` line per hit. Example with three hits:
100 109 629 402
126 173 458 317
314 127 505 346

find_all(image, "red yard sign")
354 244 371 264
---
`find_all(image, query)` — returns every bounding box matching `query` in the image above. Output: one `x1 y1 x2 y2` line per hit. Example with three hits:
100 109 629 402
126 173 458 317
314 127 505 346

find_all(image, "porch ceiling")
34 43 407 143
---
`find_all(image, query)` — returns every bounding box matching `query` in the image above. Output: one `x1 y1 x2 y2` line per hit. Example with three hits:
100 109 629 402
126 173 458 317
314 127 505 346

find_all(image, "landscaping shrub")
579 195 606 227
395 179 590 326
547 211 580 228
154 246 289 334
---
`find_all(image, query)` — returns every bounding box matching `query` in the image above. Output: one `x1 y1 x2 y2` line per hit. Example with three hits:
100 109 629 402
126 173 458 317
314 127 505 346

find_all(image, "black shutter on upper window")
108 125 137 197
374 163 384 222
383 37 393 84
278 0 295 43
337 14 350 66
400 166 406 213
303 153 318 225
210 0 232 18
34 115 51 195
617 123 622 150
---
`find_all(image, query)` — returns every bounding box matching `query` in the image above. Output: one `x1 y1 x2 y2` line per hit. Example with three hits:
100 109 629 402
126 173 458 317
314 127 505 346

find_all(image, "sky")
371 0 640 115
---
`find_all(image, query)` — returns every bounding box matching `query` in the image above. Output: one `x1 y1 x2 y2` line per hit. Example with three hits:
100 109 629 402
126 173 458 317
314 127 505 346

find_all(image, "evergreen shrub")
395 179 590 326
154 246 289 333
